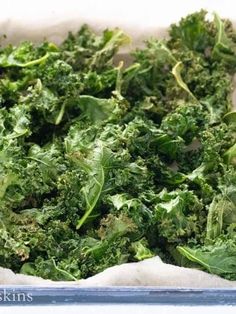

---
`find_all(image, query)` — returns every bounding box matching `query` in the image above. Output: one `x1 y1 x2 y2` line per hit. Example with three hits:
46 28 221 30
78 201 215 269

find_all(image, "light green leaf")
177 243 236 278
0 52 50 68
172 62 197 101
213 13 236 66
76 142 116 229
78 95 116 123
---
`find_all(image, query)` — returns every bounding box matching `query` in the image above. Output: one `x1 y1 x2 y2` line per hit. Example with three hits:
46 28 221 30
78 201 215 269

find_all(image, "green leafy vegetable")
171 62 197 101
76 142 117 229
0 11 235 281
213 13 236 68
177 238 236 279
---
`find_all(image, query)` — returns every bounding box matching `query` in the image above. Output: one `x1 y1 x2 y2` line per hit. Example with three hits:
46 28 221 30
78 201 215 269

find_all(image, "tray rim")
0 286 236 306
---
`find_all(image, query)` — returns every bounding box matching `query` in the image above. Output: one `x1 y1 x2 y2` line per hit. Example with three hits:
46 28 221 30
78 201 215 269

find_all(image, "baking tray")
0 287 236 306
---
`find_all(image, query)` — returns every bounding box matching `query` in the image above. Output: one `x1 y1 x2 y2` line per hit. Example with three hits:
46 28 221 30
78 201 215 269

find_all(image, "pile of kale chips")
0 11 236 281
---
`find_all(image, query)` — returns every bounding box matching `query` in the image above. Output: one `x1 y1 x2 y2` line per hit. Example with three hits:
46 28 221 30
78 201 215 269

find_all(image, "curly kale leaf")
213 13 236 68
177 236 236 280
62 25 130 71
0 41 55 68
76 142 118 229
169 10 215 52
155 188 204 243
77 93 128 123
